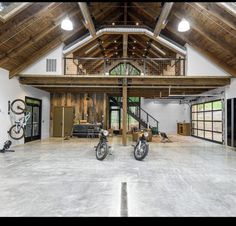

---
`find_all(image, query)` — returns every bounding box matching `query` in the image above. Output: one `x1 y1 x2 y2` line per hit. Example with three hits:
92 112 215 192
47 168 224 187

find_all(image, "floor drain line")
120 182 128 217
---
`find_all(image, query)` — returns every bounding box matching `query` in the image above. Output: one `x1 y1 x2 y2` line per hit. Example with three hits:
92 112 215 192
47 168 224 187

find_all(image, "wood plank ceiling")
0 2 235 77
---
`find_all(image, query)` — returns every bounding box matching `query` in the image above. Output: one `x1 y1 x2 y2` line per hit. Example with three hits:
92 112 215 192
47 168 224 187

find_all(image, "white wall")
141 98 190 134
0 68 50 147
185 44 229 76
20 44 64 75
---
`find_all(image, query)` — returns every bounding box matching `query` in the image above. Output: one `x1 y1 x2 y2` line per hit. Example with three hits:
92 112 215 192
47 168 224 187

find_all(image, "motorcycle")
94 129 111 160
133 130 149 161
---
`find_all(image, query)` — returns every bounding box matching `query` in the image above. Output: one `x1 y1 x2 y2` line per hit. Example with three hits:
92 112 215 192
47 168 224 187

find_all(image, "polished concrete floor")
0 135 236 217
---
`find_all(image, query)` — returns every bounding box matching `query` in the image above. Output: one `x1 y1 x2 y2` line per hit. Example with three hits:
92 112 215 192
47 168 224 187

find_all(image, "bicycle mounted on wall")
8 99 31 140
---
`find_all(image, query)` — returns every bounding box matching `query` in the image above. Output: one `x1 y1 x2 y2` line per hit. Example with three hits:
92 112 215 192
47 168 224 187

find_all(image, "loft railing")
64 57 186 76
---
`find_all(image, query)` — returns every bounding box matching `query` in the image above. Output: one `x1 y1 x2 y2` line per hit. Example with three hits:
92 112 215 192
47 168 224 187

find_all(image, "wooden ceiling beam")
131 2 158 22
216 3 236 17
78 2 96 37
0 3 58 46
18 75 230 87
193 3 236 34
154 2 174 36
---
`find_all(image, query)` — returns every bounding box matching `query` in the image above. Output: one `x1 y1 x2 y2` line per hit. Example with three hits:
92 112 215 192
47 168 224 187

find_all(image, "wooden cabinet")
177 123 191 136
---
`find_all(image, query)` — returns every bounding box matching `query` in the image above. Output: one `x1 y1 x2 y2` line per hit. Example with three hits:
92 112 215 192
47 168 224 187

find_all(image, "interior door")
25 97 42 143
64 107 74 137
53 106 63 137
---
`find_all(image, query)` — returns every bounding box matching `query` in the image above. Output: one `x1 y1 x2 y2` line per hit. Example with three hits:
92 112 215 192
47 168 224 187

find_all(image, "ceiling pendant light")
178 18 190 32
61 16 73 31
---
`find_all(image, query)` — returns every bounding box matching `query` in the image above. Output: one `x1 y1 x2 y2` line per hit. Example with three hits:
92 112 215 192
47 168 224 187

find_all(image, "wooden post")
103 93 107 129
122 85 127 146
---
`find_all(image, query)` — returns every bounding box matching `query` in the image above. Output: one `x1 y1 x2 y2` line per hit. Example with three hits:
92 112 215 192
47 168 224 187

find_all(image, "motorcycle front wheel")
96 142 109 160
134 142 148 161
8 125 25 140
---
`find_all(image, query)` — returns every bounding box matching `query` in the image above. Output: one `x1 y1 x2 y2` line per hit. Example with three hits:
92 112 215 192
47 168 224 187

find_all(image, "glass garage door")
191 100 223 143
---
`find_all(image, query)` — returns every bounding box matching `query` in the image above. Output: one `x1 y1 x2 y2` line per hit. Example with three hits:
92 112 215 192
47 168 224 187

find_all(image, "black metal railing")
109 96 159 131
64 57 186 76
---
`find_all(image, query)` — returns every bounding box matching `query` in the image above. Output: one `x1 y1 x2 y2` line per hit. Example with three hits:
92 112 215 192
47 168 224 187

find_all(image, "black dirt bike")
94 129 111 160
133 130 149 161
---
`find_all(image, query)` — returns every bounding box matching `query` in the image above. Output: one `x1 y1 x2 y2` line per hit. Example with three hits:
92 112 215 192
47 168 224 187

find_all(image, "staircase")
110 97 159 131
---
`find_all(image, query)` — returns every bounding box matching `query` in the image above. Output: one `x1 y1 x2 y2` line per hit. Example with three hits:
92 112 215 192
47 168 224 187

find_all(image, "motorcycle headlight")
103 130 109 136
144 131 149 137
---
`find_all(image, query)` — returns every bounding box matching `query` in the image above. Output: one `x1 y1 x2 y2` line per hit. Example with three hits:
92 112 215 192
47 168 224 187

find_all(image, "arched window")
109 63 140 76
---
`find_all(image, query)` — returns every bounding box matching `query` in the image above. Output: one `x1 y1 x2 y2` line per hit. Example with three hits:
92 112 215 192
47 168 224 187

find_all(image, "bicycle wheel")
11 99 26 115
8 125 25 140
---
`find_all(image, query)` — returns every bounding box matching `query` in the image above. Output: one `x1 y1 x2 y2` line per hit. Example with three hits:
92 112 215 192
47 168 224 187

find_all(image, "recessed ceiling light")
114 40 117 43
134 40 136 43
132 52 135 55
144 48 147 51
112 22 115 26
133 46 135 49
136 22 139 26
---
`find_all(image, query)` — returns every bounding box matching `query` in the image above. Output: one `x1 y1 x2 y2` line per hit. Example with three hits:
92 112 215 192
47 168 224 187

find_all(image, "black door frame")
24 96 42 143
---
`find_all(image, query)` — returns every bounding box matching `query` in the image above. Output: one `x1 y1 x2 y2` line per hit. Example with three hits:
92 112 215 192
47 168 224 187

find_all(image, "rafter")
193 3 236 33
0 3 58 46
78 2 96 37
153 2 173 36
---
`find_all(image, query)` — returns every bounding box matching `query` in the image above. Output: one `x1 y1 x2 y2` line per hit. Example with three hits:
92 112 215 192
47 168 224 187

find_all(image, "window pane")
192 129 197 136
213 122 222 132
198 104 204 111
205 131 212 140
204 102 212 111
213 111 222 121
192 105 197 112
198 121 204 130
192 113 197 120
198 130 204 138
192 121 197 129
198 112 204 120
213 133 222 142
213 101 222 110
205 112 212 121
204 121 212 131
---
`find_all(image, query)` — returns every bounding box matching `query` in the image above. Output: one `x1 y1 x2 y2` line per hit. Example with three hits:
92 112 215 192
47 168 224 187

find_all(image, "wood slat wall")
50 92 108 135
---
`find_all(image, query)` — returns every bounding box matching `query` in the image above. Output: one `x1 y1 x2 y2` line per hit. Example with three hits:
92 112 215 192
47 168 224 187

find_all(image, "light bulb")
0 3 4 12
178 18 190 32
61 16 73 31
